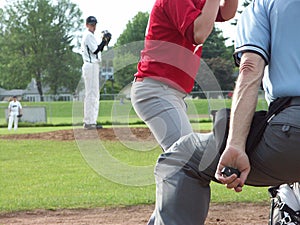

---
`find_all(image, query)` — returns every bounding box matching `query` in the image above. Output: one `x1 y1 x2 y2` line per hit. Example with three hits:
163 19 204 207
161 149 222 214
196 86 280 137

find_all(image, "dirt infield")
0 203 269 225
0 127 155 142
0 128 271 224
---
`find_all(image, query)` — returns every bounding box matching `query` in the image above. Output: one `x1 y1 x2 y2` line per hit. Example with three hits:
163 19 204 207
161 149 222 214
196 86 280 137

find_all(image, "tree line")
0 0 83 101
0 0 251 101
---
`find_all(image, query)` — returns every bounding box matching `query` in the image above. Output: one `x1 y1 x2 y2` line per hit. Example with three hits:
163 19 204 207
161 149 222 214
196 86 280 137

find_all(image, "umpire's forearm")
227 52 266 150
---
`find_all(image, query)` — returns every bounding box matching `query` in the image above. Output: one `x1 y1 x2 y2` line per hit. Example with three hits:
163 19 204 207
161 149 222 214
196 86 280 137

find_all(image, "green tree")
113 12 149 91
202 26 233 61
115 11 149 47
193 27 236 94
113 42 144 91
0 0 83 101
205 57 236 91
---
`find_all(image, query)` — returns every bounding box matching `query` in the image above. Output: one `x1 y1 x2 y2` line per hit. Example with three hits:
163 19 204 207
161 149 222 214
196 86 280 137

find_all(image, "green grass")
0 98 270 213
0 98 268 126
0 134 270 213
0 126 74 135
211 182 268 203
0 139 159 212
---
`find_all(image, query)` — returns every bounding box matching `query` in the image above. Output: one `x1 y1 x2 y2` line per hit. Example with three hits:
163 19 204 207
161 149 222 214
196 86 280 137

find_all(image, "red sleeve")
216 8 225 22
185 22 196 45
184 5 224 44
163 0 202 37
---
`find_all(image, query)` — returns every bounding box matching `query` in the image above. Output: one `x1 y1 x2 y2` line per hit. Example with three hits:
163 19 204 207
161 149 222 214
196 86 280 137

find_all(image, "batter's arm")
219 0 239 21
193 0 220 44
193 0 238 44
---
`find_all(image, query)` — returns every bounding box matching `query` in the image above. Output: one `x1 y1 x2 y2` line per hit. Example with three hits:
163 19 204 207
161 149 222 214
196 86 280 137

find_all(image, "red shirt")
135 0 223 93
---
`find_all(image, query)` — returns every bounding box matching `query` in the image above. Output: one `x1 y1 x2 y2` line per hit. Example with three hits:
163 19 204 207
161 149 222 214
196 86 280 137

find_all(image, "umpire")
80 16 111 129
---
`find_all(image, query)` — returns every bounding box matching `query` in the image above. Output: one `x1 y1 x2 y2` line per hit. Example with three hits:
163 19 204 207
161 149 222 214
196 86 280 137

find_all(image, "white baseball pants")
82 62 100 125
8 113 19 130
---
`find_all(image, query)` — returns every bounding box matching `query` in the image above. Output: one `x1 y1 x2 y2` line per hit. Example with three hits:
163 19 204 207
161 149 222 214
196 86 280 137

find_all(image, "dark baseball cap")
86 16 97 25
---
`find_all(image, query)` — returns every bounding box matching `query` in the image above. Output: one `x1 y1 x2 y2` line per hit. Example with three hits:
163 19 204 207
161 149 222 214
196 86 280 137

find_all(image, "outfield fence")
0 90 268 126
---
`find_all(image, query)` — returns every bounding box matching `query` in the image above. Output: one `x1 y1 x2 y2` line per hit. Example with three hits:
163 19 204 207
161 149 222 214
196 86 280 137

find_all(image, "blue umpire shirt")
233 0 300 104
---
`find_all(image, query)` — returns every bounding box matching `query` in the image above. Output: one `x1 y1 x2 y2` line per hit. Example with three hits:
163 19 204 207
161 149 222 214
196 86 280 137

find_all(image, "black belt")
289 96 300 106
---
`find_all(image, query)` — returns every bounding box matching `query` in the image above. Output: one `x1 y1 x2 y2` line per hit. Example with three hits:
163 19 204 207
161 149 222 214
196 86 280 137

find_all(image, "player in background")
8 96 23 131
81 16 111 130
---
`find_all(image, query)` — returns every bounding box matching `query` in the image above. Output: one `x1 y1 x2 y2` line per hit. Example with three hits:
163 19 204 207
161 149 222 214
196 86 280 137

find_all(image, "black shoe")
95 124 103 129
83 123 95 130
83 124 102 130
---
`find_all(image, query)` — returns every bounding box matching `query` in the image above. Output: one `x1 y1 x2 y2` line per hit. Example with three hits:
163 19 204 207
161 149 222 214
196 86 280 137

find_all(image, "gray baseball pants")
131 77 193 151
152 105 300 225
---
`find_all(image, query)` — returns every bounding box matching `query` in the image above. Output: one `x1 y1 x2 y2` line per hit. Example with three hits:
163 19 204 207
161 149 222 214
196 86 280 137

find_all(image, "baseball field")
0 99 271 224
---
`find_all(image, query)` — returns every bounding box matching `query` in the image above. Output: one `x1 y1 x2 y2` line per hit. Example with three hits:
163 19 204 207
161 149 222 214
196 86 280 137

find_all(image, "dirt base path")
0 203 269 225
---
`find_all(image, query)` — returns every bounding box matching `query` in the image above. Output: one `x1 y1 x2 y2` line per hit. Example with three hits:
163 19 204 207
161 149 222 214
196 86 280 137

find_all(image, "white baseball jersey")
81 30 101 63
8 100 22 115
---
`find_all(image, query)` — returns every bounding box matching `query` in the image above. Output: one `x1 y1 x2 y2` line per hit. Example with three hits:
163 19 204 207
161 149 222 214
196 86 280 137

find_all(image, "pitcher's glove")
17 114 23 118
102 30 112 45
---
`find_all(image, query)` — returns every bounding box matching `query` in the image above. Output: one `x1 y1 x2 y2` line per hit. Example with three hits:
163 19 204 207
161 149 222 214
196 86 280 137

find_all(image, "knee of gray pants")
153 133 219 225
155 132 219 181
154 173 211 225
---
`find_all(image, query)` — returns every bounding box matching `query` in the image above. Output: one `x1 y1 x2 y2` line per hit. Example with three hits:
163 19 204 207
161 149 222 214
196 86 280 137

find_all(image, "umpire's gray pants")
152 106 300 225
131 77 193 151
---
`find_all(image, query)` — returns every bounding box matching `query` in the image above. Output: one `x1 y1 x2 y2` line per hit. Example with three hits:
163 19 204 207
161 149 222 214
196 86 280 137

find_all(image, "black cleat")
83 123 94 130
83 123 103 130
95 124 103 129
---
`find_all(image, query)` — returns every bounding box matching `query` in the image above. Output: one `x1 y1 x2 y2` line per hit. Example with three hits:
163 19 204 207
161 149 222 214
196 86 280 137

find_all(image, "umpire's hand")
215 145 250 192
